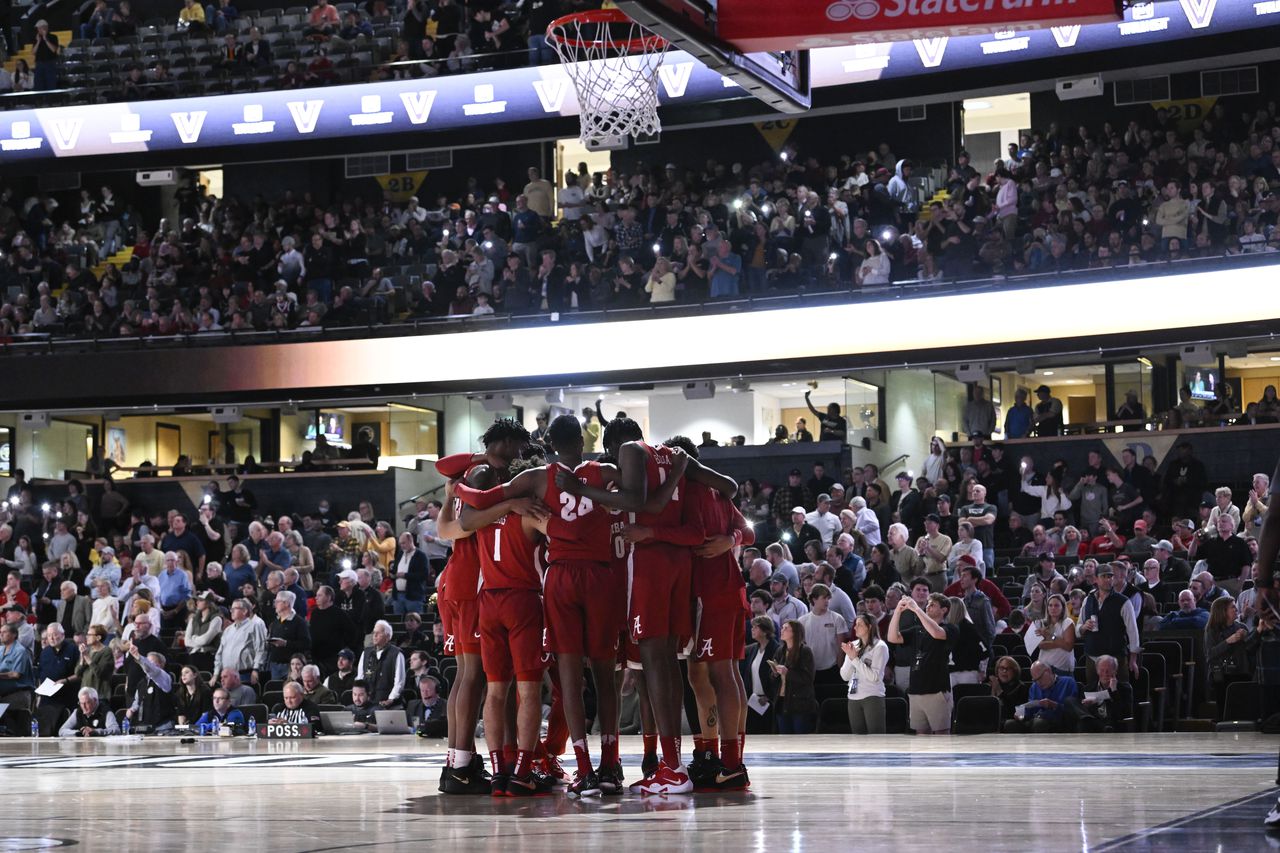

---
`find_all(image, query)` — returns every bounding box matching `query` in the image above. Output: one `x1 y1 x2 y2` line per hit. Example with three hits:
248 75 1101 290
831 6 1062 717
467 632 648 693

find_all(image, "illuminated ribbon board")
0 0 1269 162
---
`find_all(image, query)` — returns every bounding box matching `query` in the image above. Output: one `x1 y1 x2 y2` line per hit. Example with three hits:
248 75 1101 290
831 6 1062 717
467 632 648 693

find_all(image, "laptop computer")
320 711 364 735
374 709 412 734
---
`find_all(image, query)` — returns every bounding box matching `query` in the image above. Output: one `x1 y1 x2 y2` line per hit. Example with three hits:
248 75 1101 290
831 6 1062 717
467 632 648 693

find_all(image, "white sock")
454 749 473 768
446 748 456 768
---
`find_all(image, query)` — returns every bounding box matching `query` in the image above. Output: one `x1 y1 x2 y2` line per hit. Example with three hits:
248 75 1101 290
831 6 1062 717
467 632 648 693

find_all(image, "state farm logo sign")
827 0 1080 22
828 0 881 20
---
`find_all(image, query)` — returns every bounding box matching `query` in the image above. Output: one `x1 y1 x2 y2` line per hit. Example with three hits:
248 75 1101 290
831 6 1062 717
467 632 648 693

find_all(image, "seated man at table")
195 687 247 734
57 686 121 737
406 673 447 738
270 681 321 733
347 679 378 731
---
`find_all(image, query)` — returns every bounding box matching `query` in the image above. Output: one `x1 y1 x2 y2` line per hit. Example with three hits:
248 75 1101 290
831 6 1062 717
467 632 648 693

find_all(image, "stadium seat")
884 697 908 734
817 698 851 734
1215 681 1263 730
953 696 1001 735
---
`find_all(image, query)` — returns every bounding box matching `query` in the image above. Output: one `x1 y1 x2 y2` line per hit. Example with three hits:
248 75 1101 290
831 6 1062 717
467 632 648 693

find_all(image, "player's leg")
482 678 511 792
502 680 518 774
636 635 692 793
687 661 719 745
709 659 747 786
504 589 554 796
588 655 619 781
557 654 593 772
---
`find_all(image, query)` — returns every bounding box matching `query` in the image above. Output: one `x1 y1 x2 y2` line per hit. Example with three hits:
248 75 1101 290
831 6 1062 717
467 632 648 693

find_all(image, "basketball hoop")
546 9 670 147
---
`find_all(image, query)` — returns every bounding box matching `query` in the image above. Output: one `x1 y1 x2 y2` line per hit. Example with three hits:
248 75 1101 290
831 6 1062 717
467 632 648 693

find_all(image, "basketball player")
459 446 553 797
660 436 754 791
557 417 737 794
1255 456 1279 830
433 422 539 795
453 414 681 797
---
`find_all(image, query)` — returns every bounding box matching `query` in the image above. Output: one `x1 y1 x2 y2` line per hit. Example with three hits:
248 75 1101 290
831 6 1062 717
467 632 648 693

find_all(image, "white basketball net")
547 17 670 145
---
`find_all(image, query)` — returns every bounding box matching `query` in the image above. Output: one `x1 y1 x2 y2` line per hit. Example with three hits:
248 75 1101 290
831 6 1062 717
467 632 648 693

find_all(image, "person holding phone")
770 620 817 734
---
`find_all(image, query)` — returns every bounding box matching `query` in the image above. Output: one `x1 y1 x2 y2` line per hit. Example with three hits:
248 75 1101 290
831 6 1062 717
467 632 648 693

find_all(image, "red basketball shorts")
543 559 622 660
627 543 692 645
478 588 545 682
441 598 481 656
694 586 749 662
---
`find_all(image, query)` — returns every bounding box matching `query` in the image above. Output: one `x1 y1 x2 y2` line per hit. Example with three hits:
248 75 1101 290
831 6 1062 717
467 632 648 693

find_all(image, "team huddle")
432 414 751 797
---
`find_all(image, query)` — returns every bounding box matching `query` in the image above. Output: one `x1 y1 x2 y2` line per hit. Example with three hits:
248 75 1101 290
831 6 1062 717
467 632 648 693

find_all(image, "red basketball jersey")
440 467 484 602
684 480 751 595
635 442 683 529
545 461 612 564
477 513 541 591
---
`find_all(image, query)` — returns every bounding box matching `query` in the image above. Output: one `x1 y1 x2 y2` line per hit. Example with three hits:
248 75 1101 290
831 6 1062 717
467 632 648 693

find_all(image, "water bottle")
248 716 257 738
30 719 39 738
121 718 130 735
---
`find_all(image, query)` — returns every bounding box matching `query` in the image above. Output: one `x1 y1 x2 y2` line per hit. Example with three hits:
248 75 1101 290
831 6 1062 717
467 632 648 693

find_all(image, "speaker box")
211 406 242 424
479 393 514 412
1055 75 1103 100
18 412 49 429
682 381 715 400
955 362 987 383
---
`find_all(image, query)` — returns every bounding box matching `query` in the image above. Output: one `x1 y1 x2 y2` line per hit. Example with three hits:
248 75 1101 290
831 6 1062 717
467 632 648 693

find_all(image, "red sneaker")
632 761 692 795
537 754 569 787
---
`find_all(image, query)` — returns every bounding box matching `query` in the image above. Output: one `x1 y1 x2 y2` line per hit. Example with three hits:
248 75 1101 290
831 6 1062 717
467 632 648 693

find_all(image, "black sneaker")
708 764 750 791
567 770 602 798
689 750 722 789
469 753 493 784
598 764 625 796
490 773 510 797
438 763 449 793
505 772 551 798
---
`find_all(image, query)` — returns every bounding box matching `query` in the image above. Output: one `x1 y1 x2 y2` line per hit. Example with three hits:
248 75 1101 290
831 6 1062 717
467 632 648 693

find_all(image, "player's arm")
694 502 754 558
435 480 470 541
684 456 738 499
626 493 705 546
559 443 685 513
457 466 550 532
434 452 487 479
453 467 541 510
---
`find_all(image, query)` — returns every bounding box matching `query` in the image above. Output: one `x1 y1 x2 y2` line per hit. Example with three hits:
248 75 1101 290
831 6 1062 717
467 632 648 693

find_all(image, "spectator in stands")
888 591 955 735
178 0 207 32
1242 472 1270 538
81 0 114 39
766 571 807 627
243 27 273 69
1069 654 1132 733
174 664 213 726
768 619 817 734
840 613 887 734
1005 660 1077 734
988 657 1027 724
390 532 428 616
32 21 61 91
1188 515 1253 595
205 0 238 34
1203 596 1259 712
212 598 266 687
1078 564 1140 684
305 0 341 38
407 674 447 737
357 619 404 707
124 646 175 731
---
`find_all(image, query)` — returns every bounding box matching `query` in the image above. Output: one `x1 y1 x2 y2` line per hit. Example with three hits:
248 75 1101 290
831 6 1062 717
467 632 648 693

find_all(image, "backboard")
614 0 812 113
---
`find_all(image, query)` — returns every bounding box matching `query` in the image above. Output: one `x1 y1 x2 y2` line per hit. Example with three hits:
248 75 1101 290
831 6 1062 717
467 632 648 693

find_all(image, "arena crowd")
0 96 1278 340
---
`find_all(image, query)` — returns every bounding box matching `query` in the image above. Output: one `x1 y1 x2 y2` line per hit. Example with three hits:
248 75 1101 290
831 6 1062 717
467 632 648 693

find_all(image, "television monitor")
1185 369 1218 401
305 412 346 443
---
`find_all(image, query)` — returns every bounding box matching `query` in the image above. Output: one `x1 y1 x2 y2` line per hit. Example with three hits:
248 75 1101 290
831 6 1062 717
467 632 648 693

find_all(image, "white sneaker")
1265 797 1280 829
633 761 693 795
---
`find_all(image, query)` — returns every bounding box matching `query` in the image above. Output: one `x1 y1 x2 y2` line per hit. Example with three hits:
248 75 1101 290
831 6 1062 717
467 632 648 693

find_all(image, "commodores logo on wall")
826 0 1077 21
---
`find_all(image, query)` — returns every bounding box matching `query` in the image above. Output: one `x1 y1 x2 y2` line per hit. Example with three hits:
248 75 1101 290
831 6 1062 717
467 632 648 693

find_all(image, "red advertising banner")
717 0 1123 51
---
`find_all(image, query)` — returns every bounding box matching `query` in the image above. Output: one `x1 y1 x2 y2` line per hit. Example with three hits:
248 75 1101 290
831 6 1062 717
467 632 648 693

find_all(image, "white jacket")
840 640 889 700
